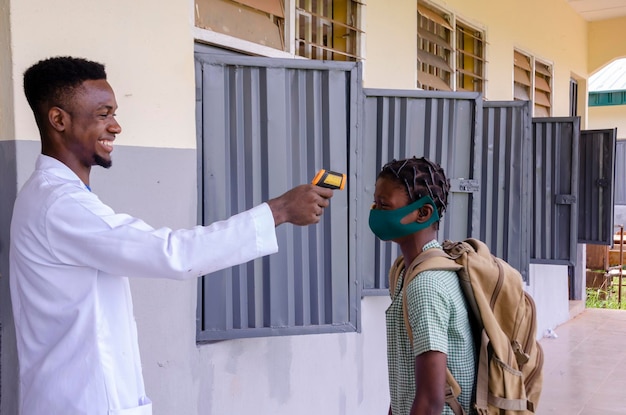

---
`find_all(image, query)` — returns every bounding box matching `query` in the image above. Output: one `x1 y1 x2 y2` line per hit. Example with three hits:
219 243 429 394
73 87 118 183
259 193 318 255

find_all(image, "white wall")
193 296 391 414
526 265 571 340
615 206 626 230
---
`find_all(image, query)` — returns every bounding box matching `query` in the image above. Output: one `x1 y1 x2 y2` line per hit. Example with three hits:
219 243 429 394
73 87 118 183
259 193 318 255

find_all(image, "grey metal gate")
359 90 482 293
481 101 532 281
578 128 617 245
531 117 580 265
194 46 604 329
194 49 360 340
359 95 541 291
614 140 626 205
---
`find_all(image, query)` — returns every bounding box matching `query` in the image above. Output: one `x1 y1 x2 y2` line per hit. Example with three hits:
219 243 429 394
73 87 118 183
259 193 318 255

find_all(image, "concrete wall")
429 0 587 113
0 141 19 415
365 0 589 118
0 0 610 413
525 264 572 339
588 105 625 139
9 0 196 149
364 0 416 89
589 16 626 74
0 0 14 142
615 206 626 228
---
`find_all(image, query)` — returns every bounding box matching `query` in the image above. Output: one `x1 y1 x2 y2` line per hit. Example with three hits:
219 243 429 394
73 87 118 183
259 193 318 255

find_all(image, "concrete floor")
537 307 626 415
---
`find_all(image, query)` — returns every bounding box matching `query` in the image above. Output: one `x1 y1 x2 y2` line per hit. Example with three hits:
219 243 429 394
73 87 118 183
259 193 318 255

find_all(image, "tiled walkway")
537 308 626 415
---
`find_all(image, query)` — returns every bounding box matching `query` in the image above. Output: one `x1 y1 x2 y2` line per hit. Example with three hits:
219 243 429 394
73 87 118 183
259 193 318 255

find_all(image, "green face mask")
368 196 440 241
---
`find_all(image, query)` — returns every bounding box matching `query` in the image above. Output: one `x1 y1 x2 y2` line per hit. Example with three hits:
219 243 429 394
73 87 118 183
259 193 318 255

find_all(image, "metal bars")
195 50 359 340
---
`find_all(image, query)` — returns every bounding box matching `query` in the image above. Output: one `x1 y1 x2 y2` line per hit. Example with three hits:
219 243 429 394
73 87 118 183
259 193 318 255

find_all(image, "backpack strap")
445 370 467 415
402 248 462 343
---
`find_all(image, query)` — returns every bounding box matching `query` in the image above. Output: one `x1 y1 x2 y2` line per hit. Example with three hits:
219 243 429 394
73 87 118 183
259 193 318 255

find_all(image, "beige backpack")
389 238 544 415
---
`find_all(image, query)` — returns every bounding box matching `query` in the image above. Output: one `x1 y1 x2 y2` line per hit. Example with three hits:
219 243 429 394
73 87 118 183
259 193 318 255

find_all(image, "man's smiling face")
61 79 121 170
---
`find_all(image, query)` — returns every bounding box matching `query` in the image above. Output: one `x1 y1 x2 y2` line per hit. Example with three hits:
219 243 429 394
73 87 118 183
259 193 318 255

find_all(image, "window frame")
295 0 364 61
417 2 486 93
455 20 485 93
513 49 553 116
194 0 364 61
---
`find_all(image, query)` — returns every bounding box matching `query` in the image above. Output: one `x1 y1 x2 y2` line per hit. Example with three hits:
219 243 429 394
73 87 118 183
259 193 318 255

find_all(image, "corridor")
537 308 626 414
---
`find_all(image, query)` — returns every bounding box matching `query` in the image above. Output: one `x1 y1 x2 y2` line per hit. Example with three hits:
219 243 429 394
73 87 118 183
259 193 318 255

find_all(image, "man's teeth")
99 140 113 148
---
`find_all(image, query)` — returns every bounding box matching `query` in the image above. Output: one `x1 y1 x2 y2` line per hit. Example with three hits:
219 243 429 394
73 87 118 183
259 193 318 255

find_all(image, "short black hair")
378 156 451 219
23 56 107 117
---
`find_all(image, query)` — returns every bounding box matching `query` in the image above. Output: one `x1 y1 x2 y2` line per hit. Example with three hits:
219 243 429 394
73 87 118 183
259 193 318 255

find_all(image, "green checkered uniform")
386 240 476 415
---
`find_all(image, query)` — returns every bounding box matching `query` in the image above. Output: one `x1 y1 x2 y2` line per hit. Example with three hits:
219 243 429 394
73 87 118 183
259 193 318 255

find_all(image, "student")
368 157 476 415
10 56 333 415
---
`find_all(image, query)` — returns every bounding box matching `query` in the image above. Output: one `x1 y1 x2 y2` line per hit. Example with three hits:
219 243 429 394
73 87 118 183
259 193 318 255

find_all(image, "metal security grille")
456 22 485 93
194 45 612 330
530 117 580 265
481 101 532 281
296 0 363 61
359 89 482 293
578 129 617 245
615 141 626 205
417 4 453 91
195 49 359 340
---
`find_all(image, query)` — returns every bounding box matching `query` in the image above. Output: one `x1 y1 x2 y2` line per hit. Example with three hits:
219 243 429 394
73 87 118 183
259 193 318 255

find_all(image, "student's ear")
400 204 434 225
48 107 68 132
415 204 434 224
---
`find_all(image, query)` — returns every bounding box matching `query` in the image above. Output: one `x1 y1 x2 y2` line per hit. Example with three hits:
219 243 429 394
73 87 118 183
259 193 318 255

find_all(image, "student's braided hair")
377 156 451 219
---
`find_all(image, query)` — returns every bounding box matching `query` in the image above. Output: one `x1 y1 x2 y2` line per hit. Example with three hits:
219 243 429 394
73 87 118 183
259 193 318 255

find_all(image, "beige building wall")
589 16 626 74
588 106 626 139
364 0 417 89
443 0 586 112
9 0 197 149
365 0 589 119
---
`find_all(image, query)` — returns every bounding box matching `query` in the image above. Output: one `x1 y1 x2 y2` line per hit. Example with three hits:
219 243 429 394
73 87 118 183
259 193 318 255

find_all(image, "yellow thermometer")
311 169 346 190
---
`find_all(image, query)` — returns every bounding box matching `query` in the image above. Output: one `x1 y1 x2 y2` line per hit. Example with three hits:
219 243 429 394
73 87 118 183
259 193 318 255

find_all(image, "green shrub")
586 277 626 310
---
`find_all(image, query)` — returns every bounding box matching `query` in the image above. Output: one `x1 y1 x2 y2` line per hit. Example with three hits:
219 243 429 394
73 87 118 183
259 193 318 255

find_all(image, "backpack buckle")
512 340 530 365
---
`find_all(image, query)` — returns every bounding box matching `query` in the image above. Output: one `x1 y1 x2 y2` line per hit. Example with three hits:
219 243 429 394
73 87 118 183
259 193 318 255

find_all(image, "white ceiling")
567 0 626 20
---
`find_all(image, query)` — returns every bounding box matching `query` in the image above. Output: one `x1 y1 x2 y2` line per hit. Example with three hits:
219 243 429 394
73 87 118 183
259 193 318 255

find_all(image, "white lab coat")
9 155 278 415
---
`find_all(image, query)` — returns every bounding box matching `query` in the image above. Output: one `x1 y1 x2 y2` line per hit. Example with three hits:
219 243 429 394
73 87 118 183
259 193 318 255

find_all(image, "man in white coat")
9 56 334 415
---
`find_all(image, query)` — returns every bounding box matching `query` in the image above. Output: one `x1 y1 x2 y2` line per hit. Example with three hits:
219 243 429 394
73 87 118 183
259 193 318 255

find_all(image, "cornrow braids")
378 156 451 219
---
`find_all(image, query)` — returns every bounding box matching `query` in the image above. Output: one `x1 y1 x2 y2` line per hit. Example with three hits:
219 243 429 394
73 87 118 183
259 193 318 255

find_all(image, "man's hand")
267 184 334 226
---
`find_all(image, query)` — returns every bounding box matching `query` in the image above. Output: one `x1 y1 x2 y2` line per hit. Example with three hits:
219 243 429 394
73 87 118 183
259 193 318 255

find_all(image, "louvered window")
514 50 532 101
194 0 364 61
417 3 485 92
456 22 485 92
534 60 552 116
514 49 552 116
195 0 285 50
296 0 363 61
417 4 453 90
